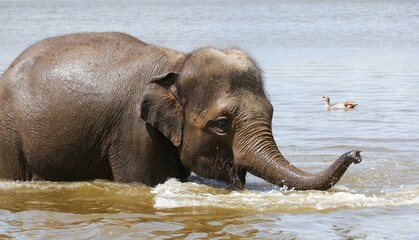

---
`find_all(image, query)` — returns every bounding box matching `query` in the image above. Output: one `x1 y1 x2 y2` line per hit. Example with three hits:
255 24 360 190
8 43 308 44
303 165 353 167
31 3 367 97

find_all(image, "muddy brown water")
0 0 418 238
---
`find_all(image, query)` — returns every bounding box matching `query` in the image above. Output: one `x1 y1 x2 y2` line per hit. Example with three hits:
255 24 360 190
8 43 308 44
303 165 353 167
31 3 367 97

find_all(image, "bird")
321 96 358 110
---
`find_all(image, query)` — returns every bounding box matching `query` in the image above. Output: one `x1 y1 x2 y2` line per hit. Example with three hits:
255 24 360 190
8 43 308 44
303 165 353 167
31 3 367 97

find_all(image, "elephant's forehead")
189 91 268 116
181 47 265 104
189 93 237 113
186 92 272 128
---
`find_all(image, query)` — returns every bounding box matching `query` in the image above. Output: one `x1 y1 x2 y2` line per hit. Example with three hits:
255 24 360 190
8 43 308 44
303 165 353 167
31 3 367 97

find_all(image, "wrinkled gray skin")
0 32 362 190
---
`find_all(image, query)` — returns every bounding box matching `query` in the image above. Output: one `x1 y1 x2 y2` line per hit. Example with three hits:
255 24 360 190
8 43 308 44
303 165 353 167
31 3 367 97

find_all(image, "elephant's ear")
140 72 183 147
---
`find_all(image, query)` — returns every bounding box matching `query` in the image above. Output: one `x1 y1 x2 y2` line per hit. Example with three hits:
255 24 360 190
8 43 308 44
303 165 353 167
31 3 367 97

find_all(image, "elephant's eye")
210 116 232 136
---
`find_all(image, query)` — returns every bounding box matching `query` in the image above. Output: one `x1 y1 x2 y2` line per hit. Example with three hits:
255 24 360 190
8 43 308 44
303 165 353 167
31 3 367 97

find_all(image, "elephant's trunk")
234 122 362 190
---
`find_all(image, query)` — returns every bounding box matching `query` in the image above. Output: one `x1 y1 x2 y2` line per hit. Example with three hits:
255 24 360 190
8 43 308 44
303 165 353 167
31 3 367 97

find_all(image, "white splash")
152 179 419 211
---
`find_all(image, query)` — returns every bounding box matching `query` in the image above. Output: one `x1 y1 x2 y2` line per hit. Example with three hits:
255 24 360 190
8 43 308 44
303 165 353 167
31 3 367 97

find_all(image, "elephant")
0 32 362 190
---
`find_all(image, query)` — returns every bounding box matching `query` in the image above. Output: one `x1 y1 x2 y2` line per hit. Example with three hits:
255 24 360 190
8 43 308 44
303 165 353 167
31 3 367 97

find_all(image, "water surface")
0 0 418 239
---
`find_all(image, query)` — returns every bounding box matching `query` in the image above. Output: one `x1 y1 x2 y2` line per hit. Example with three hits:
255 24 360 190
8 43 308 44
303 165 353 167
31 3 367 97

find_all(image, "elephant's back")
3 32 183 96
10 32 148 66
0 33 170 165
2 33 147 96
2 32 147 118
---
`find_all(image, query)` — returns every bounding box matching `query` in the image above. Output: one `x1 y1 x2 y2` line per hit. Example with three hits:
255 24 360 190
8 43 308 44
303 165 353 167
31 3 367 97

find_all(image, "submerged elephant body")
0 32 361 190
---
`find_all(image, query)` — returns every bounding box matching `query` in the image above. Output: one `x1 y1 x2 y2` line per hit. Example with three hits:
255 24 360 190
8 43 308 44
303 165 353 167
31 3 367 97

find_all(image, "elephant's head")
141 48 362 190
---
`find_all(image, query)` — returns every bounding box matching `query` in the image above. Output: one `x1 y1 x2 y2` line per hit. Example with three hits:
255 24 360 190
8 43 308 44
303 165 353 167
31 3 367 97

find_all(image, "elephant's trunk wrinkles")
235 123 362 190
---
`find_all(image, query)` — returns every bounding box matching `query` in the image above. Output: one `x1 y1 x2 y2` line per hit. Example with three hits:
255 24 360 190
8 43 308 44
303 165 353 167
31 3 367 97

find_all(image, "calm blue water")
0 0 418 239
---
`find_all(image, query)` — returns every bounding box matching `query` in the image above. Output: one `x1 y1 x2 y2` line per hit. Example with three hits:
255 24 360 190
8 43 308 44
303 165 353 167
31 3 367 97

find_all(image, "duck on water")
321 96 358 110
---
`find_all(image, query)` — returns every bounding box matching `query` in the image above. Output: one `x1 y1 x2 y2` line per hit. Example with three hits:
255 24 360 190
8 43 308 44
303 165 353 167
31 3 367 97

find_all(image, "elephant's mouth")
228 166 247 189
192 160 247 189
190 154 247 189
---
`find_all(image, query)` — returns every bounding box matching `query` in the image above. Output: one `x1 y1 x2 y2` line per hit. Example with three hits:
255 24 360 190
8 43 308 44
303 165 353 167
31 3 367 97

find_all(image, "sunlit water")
1 0 419 239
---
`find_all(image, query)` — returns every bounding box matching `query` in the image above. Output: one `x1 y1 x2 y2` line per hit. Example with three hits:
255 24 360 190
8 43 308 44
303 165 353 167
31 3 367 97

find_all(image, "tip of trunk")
344 150 362 164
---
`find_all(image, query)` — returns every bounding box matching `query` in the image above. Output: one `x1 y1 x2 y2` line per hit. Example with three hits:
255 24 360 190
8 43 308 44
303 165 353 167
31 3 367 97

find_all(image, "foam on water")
152 179 419 212
2 178 418 213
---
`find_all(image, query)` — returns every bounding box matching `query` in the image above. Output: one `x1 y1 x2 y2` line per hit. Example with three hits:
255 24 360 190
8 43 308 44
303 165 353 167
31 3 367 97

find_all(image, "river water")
0 0 418 239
